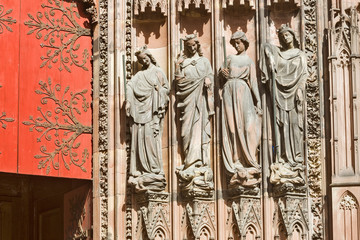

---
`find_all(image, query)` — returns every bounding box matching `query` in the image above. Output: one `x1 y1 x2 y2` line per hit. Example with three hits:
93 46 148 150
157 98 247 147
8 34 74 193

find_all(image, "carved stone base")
176 165 214 199
135 191 171 240
181 199 216 240
273 182 307 197
273 195 309 239
226 195 262 240
228 185 260 197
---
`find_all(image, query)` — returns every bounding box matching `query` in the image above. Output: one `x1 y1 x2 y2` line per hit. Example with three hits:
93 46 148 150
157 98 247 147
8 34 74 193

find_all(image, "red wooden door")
0 0 92 179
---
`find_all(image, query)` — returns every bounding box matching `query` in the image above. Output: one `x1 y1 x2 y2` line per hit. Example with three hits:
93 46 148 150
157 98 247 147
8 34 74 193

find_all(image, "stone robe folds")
127 65 169 192
221 54 261 174
176 55 214 170
260 43 308 167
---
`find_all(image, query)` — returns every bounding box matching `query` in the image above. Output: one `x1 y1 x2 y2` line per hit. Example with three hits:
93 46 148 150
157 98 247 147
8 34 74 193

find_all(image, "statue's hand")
176 56 184 66
125 101 131 117
268 56 276 73
255 102 263 115
296 88 304 111
151 121 160 137
220 68 229 79
204 77 212 88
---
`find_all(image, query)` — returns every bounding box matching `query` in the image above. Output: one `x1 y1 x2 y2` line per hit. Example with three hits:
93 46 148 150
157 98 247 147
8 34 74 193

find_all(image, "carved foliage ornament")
98 0 110 238
0 5 16 34
23 78 92 175
339 192 358 210
303 0 322 238
24 0 92 72
134 0 168 16
177 0 211 12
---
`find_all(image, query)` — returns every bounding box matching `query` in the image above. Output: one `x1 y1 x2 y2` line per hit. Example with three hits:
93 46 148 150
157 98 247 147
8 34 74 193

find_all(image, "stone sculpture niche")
219 31 262 196
126 45 170 193
175 34 215 198
260 24 307 194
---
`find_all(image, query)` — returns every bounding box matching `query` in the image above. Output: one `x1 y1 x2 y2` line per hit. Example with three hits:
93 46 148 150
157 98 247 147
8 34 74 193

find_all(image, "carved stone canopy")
177 0 211 13
134 0 168 16
267 0 300 6
222 0 255 9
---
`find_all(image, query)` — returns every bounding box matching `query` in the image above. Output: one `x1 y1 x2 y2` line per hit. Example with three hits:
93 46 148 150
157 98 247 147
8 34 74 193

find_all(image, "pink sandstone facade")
97 0 360 239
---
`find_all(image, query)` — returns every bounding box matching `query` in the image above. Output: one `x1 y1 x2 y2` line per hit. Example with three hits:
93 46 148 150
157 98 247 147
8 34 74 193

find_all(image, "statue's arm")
260 43 277 84
175 54 185 80
250 63 262 113
125 79 134 117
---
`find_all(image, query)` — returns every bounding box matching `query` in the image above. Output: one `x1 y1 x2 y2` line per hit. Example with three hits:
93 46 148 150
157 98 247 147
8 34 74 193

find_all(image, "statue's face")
137 53 151 68
280 31 294 46
232 38 245 54
185 39 198 56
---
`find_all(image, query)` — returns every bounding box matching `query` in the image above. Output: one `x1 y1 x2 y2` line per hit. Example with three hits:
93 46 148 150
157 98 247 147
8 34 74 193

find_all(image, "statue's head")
230 31 249 53
135 45 158 69
277 24 300 49
182 33 203 57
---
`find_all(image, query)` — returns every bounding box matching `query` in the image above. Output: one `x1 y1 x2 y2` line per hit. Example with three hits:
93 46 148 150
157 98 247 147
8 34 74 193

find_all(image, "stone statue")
219 31 262 194
260 24 307 190
126 46 170 192
175 34 214 197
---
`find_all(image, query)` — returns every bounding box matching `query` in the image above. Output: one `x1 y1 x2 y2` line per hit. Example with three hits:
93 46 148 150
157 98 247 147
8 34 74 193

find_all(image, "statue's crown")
277 24 292 34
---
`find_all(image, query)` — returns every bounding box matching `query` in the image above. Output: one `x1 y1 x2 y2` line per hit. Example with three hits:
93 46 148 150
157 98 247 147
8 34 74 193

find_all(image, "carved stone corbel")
273 195 309 240
135 192 171 240
181 200 216 240
226 196 261 240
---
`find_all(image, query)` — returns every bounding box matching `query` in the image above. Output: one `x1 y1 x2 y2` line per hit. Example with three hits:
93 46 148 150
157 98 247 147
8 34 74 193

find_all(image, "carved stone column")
328 3 360 239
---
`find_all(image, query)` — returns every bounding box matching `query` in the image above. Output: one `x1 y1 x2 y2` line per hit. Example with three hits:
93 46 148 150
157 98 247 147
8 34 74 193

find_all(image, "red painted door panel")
0 1 20 173
0 0 92 179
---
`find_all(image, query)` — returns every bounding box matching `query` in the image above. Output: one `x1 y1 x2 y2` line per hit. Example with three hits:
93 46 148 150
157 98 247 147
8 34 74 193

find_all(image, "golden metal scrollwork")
23 78 92 174
24 0 92 72
0 5 16 34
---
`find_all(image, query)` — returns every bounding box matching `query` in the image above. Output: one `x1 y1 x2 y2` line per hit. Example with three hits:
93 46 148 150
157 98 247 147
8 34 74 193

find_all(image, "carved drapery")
0 5 16 34
134 0 168 16
177 0 211 12
221 0 255 9
24 0 92 73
